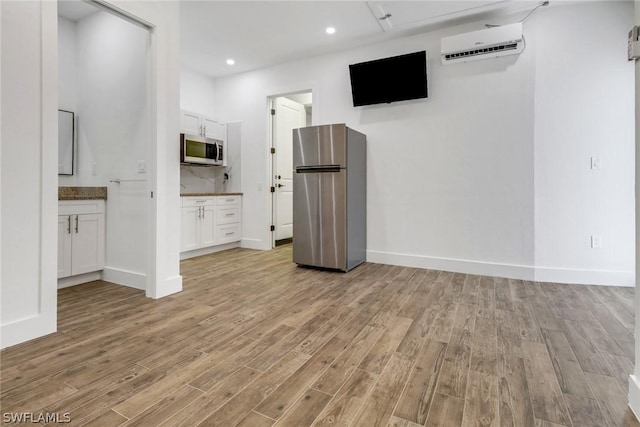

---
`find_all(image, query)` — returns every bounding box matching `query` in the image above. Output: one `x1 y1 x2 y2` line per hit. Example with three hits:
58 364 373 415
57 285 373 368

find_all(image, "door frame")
266 88 315 249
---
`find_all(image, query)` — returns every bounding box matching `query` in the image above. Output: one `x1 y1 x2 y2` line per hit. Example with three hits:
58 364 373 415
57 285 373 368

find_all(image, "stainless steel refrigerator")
292 124 366 272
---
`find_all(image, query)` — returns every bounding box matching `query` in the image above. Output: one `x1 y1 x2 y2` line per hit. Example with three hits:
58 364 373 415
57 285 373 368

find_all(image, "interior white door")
274 96 306 242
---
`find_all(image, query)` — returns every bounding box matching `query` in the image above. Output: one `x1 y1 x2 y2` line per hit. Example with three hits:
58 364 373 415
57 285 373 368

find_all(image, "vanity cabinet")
58 200 105 278
181 195 242 255
180 110 226 141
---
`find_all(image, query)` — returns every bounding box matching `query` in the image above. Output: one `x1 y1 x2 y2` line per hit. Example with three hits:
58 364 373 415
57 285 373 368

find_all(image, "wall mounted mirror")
58 109 75 175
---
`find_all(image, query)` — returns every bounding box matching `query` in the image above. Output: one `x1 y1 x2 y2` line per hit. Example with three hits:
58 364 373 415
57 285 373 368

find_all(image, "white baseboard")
148 274 182 299
241 238 270 250
366 250 635 286
58 271 102 289
366 250 535 281
535 266 635 287
1 313 57 349
102 267 146 290
629 375 640 422
180 242 240 260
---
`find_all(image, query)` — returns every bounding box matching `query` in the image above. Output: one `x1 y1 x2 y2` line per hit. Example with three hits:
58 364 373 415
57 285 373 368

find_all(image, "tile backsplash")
180 165 225 193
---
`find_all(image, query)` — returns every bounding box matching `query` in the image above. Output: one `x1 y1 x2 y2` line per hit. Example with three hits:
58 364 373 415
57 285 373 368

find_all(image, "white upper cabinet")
180 110 226 142
180 110 202 136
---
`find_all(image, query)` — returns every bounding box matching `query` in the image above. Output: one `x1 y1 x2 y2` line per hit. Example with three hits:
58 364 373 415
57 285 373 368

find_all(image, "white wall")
58 17 77 113
534 1 635 285
1 1 58 347
181 68 216 116
214 1 634 284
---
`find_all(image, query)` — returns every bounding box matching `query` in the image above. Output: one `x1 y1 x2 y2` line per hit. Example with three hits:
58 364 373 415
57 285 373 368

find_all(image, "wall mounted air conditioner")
441 22 524 65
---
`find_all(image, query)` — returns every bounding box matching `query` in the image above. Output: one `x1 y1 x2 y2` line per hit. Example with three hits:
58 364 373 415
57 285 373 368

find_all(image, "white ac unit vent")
441 22 524 65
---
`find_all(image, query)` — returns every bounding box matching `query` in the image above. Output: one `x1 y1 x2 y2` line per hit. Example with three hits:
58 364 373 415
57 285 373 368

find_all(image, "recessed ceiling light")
226 59 235 66
325 27 336 35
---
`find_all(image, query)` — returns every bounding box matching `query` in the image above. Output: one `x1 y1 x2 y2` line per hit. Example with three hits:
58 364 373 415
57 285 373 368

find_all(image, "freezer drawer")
293 168 347 270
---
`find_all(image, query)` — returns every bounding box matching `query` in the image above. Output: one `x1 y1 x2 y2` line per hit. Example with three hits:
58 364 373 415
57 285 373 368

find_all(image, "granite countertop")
181 192 243 197
59 186 108 200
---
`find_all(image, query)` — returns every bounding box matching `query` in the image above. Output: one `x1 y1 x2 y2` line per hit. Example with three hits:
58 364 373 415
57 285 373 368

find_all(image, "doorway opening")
269 91 313 248
57 1 154 293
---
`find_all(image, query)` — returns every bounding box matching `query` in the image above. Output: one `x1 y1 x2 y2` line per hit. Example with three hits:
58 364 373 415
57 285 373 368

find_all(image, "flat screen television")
349 50 428 107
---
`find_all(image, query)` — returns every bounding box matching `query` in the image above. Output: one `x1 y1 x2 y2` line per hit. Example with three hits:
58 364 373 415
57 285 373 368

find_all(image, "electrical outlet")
137 160 146 173
590 156 601 170
92 162 97 176
591 235 602 249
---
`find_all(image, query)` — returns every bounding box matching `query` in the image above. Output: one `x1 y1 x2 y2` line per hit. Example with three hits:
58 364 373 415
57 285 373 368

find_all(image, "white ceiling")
58 1 544 79
180 0 539 78
58 0 99 22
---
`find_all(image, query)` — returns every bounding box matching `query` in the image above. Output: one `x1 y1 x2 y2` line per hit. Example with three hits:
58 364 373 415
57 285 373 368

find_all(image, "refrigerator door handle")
295 165 342 173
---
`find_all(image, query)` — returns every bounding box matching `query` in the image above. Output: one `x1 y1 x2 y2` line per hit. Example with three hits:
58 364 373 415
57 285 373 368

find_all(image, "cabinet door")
71 213 105 276
181 110 202 136
57 215 72 278
182 206 200 251
202 117 224 140
199 205 216 247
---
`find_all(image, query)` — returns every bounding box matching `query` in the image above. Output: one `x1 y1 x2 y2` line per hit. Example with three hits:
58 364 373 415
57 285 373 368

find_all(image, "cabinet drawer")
216 207 240 225
215 224 241 244
216 195 241 206
182 197 214 208
59 200 105 215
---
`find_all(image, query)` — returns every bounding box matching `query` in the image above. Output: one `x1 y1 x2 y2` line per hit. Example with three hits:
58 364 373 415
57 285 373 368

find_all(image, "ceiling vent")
441 22 524 65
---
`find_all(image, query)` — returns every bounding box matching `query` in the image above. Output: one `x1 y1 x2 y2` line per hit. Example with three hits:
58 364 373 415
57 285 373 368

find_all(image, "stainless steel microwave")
180 133 223 166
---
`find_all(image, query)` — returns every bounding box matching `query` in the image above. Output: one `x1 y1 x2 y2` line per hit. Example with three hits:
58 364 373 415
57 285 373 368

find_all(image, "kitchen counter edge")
181 192 243 197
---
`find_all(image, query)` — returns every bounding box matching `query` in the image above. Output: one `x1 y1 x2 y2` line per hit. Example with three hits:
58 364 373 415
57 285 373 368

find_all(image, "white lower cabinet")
181 198 215 251
214 196 241 245
58 200 105 278
181 195 241 253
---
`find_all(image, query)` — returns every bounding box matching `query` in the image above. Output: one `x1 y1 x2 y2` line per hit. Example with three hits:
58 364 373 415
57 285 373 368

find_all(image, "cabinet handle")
225 198 234 202
225 213 234 217
202 207 205 219
203 125 206 135
67 215 71 234
75 215 79 233
225 232 234 236
198 206 201 219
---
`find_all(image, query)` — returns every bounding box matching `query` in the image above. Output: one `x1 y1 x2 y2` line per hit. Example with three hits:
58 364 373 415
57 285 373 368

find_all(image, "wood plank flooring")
1 245 639 426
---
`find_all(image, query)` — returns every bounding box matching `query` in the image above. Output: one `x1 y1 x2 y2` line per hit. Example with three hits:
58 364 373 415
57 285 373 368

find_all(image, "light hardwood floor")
1 245 639 426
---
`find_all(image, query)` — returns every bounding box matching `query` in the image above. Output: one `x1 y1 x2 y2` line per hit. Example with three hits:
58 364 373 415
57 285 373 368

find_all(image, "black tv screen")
349 50 428 107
